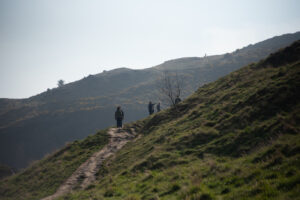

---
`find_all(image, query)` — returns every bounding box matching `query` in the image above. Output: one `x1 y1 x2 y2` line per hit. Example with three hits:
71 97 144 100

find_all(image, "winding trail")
41 128 136 200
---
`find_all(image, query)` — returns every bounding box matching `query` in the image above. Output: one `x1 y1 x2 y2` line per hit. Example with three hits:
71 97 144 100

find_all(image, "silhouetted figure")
115 106 124 128
156 102 161 112
148 101 155 115
175 96 181 105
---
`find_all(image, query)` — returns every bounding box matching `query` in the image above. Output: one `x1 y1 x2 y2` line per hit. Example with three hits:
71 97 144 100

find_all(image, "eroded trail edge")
41 128 136 200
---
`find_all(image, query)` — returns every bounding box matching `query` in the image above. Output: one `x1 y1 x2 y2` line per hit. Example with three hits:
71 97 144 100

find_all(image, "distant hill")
1 39 299 200
0 31 300 169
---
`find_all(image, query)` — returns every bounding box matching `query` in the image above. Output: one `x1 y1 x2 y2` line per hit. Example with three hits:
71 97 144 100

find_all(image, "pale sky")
0 0 299 98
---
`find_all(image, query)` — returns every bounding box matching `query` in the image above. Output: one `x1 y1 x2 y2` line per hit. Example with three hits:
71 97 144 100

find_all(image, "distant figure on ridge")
175 95 181 105
115 106 124 128
156 102 161 112
148 101 155 115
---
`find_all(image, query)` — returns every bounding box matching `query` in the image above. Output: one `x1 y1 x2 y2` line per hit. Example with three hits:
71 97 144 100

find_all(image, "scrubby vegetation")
0 165 13 180
1 41 299 200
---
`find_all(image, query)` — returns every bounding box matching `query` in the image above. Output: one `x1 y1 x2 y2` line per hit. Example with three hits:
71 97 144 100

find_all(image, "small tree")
57 79 64 87
157 70 183 107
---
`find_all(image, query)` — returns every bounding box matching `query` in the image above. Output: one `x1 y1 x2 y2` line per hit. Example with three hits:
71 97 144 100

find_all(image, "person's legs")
117 119 122 128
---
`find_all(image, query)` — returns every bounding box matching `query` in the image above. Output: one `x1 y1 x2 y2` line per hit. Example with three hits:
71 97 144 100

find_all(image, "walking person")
148 101 155 115
115 106 124 128
156 102 161 112
175 95 181 105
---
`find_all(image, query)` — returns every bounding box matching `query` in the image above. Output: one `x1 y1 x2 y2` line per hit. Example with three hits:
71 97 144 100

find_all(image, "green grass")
0 129 109 200
1 41 300 200
55 42 300 200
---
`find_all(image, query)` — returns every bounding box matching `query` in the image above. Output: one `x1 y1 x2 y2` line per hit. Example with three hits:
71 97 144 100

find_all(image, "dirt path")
41 128 136 200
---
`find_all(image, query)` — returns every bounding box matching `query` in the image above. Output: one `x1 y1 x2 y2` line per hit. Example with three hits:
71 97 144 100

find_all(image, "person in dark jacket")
115 106 124 128
175 96 181 104
156 102 161 112
148 101 155 115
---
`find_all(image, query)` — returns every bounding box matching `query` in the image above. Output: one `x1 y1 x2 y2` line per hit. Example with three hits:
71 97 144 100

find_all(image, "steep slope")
41 128 137 200
1 32 300 170
60 41 300 200
1 40 299 200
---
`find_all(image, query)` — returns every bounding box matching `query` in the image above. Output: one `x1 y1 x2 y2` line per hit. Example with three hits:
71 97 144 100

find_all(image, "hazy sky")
0 0 299 98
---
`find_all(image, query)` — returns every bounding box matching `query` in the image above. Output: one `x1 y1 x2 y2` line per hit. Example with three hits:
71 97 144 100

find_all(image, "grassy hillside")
0 130 109 200
1 32 300 171
1 40 299 200
55 41 299 200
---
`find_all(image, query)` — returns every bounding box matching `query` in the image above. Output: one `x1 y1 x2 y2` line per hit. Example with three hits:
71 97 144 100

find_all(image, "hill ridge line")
41 128 137 200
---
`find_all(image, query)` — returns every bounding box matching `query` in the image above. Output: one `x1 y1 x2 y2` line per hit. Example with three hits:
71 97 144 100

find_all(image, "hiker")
175 95 181 104
156 102 161 112
148 101 155 115
115 106 124 128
